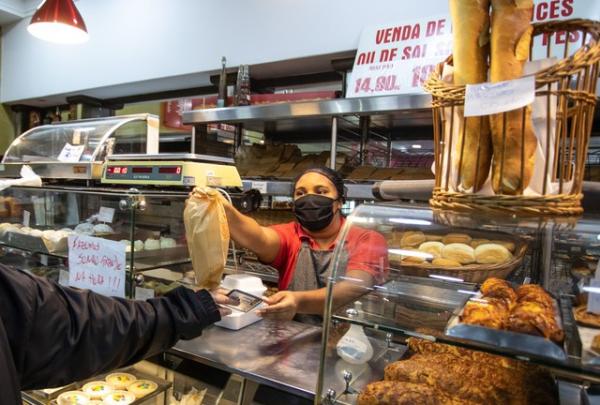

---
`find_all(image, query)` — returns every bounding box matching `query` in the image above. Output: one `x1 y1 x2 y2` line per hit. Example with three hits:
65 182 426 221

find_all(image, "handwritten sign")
98 207 115 223
57 143 85 163
347 15 452 97
464 76 535 117
68 235 126 298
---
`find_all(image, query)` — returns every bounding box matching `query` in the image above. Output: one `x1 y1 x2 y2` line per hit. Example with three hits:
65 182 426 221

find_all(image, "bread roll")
442 233 472 245
475 243 512 264
470 238 490 248
432 258 462 267
489 239 516 252
419 241 444 258
450 0 492 192
400 231 426 247
442 243 475 264
425 234 444 241
490 0 536 194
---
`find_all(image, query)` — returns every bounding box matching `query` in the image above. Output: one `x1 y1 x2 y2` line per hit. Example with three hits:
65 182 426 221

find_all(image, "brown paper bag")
184 188 230 289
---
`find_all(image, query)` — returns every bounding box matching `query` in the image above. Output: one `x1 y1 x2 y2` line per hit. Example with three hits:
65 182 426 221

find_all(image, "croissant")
461 298 510 329
508 301 564 343
481 277 517 306
516 284 555 311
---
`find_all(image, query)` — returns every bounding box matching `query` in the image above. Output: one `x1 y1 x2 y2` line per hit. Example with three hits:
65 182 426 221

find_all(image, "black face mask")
293 194 337 232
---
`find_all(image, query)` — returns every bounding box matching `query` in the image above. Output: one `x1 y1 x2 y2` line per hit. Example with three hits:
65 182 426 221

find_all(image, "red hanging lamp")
28 0 88 44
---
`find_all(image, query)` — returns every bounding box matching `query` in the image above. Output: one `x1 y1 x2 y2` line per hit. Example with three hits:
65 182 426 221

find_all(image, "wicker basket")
424 19 600 216
390 230 528 284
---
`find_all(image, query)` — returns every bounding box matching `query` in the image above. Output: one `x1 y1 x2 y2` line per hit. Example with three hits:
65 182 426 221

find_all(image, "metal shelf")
182 95 432 126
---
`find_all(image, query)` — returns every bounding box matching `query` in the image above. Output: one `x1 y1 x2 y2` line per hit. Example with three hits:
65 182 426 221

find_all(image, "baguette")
449 0 492 191
490 0 536 194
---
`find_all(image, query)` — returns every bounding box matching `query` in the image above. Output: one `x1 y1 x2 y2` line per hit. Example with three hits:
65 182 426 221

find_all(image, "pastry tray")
24 367 171 405
445 296 572 362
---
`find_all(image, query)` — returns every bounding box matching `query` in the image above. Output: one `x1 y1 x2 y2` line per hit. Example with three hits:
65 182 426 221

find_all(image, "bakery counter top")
169 320 401 402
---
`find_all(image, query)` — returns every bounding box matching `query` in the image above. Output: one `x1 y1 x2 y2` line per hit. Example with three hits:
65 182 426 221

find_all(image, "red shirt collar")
296 216 346 250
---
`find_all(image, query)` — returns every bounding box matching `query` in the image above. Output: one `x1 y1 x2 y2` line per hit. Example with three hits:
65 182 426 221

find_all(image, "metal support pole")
330 117 338 170
386 131 393 168
234 124 244 155
359 116 370 165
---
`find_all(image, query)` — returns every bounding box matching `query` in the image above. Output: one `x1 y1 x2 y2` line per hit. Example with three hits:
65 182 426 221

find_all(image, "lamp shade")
28 0 88 44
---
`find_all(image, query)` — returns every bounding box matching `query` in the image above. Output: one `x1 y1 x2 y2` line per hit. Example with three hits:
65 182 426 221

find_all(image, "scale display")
104 165 183 181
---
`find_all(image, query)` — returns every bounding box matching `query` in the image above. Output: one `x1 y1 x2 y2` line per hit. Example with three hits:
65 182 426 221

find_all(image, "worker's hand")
257 291 299 321
210 288 234 317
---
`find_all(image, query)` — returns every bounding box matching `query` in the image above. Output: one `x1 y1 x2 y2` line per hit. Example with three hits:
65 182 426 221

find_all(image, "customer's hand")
257 291 299 321
210 288 234 317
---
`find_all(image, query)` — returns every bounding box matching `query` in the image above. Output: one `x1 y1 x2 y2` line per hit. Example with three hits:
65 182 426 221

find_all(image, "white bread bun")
418 241 444 259
474 243 512 264
442 233 472 245
442 243 475 264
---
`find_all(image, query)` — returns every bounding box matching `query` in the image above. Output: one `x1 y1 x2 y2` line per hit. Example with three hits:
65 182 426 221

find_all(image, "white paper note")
464 75 535 117
68 235 126 298
57 143 85 163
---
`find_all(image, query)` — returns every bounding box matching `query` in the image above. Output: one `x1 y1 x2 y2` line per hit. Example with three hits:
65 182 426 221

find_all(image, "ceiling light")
411 144 422 149
28 0 89 44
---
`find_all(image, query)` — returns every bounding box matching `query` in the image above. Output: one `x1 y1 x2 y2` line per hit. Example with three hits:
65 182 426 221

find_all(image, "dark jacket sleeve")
0 265 220 390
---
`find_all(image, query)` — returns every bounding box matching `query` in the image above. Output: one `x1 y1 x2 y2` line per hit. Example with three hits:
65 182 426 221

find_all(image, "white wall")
1 0 598 104
0 0 449 104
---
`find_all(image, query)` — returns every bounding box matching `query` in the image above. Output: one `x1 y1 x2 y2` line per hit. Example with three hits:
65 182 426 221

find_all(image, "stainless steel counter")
170 320 404 402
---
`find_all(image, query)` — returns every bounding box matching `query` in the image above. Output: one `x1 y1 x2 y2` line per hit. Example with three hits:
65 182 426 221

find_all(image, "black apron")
288 239 343 325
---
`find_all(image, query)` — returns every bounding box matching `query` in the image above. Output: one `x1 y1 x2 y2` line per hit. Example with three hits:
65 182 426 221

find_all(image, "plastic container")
215 274 267 330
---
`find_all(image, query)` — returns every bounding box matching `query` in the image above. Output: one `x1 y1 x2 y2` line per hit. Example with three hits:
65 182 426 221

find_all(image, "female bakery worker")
224 167 388 322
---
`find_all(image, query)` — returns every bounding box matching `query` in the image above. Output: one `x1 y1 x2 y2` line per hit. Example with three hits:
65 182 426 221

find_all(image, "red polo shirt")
269 218 389 290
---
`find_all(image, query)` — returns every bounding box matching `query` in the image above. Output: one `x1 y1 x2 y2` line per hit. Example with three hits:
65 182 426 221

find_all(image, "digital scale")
101 153 243 188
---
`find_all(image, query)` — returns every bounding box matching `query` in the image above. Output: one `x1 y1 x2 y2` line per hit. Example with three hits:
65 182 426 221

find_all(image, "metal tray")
24 367 170 405
445 296 568 362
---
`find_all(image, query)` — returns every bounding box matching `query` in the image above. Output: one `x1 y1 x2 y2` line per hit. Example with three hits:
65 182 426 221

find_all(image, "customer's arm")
0 265 221 390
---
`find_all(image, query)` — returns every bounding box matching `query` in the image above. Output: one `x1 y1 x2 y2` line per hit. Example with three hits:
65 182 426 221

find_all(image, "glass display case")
317 204 600 405
0 185 193 299
0 114 159 180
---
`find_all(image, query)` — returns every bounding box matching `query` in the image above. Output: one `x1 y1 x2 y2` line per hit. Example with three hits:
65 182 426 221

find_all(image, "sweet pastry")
442 233 472 245
384 354 513 404
57 391 90 405
160 237 177 249
29 229 43 237
442 243 475 264
144 238 160 251
574 305 600 329
418 241 444 259
102 390 136 405
358 380 465 405
127 379 157 398
106 372 136 390
449 0 492 192
490 0 536 194
516 284 554 311
480 278 517 305
75 223 94 235
400 231 426 248
474 243 512 264
508 301 564 343
432 258 462 267
82 381 113 399
461 298 510 329
134 240 144 252
592 334 600 353
93 223 113 235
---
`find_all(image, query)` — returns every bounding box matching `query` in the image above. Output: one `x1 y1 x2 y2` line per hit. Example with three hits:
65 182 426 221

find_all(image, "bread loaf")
490 0 537 194
449 0 492 191
442 243 475 264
